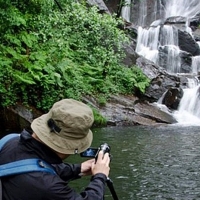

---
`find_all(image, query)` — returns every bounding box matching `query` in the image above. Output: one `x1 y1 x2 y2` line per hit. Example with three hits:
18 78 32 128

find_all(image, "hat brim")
31 113 93 154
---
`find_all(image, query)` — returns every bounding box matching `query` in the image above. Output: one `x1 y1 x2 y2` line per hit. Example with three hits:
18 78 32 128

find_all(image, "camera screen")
80 148 98 158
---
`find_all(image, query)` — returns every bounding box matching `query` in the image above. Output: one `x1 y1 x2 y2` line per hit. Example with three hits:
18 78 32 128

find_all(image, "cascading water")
121 0 131 22
164 0 200 19
192 56 200 73
137 0 147 27
173 84 200 124
121 0 200 124
136 26 160 63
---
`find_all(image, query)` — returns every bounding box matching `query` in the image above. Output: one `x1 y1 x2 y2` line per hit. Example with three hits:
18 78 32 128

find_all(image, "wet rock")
136 56 161 80
103 0 120 14
136 56 181 102
0 94 177 131
86 0 110 14
99 95 177 126
0 104 42 134
158 46 192 73
134 102 177 124
179 51 193 73
161 87 184 110
130 0 164 27
121 41 139 67
178 29 200 56
193 28 200 42
165 16 188 24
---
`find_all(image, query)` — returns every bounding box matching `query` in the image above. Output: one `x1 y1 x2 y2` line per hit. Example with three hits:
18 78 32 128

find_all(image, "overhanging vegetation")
0 0 150 112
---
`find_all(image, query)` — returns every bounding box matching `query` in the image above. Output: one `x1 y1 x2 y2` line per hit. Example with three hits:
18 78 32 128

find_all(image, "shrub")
0 0 149 111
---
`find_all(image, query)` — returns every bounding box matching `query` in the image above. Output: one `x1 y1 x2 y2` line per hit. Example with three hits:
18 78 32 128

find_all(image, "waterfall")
192 56 200 74
136 24 182 73
135 26 160 63
174 85 200 124
132 0 200 124
121 0 131 22
138 0 147 27
164 45 181 73
164 0 200 19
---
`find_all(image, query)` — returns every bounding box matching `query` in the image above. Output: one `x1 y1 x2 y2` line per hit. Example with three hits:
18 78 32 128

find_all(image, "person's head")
31 99 94 158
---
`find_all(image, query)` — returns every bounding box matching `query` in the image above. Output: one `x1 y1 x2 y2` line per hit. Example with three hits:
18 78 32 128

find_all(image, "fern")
0 0 150 111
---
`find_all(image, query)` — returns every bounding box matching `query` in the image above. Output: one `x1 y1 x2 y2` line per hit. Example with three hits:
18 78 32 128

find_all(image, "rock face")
135 57 181 102
86 0 111 14
85 95 177 126
0 93 177 134
161 87 184 110
178 29 200 56
0 105 43 133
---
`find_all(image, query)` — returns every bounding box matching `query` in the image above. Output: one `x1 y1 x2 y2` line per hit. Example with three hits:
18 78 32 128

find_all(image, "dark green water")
68 125 200 200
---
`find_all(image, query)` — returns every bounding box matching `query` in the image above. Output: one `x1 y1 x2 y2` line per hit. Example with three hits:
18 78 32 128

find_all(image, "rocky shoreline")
1 0 200 132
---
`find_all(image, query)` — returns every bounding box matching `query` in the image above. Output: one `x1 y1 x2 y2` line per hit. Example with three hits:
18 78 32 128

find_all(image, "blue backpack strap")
0 134 20 150
0 159 56 177
0 134 56 177
0 134 20 200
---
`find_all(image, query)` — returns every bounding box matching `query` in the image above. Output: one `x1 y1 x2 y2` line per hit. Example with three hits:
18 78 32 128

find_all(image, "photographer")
0 99 110 200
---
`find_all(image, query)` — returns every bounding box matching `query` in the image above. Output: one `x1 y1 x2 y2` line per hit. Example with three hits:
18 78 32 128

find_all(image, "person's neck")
32 133 69 160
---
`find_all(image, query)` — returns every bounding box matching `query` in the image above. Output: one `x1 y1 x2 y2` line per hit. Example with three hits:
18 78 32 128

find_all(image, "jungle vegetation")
0 0 150 118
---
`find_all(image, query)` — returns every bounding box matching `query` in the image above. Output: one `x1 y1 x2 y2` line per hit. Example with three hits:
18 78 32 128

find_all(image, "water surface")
68 125 200 200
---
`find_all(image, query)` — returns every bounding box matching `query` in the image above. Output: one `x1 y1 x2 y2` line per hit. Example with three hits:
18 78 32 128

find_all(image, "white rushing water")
138 0 147 27
121 0 131 22
136 24 182 73
136 26 160 63
135 0 200 73
192 56 200 74
164 0 200 19
163 0 200 124
174 85 200 125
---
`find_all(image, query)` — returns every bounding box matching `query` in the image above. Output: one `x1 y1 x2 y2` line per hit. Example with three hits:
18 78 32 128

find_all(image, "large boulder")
161 87 184 110
0 105 42 134
94 95 177 126
158 45 192 73
86 0 110 13
130 0 164 27
178 29 200 56
136 56 181 102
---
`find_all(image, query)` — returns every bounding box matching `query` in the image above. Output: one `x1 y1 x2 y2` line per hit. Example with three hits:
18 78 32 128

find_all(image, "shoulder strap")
0 134 20 150
0 134 56 177
0 159 56 177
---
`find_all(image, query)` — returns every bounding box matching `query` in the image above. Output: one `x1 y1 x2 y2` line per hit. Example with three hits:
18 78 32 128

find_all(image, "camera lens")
100 143 110 154
95 143 111 163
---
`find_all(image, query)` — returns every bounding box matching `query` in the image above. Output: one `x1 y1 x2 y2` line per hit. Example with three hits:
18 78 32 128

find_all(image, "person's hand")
91 150 110 177
80 159 95 176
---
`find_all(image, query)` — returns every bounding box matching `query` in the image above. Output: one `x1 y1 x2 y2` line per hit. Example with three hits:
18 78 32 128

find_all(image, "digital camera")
80 143 111 161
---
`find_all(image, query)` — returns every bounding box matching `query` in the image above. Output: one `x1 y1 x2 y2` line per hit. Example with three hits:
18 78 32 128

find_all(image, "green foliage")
0 0 150 112
92 108 107 127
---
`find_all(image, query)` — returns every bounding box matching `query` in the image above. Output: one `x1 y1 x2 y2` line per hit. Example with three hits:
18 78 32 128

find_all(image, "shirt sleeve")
52 163 81 181
79 173 107 199
45 173 107 200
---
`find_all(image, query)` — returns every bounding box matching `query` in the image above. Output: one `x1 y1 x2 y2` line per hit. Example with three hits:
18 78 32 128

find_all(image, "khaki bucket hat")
31 99 94 154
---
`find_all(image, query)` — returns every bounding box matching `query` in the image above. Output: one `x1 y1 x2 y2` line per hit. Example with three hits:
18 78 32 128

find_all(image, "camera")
80 143 111 161
80 147 98 158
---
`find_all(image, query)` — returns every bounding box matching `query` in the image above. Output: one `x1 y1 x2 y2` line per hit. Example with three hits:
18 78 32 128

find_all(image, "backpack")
0 134 56 200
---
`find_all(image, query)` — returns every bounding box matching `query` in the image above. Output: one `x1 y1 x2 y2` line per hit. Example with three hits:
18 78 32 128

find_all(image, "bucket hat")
31 99 94 154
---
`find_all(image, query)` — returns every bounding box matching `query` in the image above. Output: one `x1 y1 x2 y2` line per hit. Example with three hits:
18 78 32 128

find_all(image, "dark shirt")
0 130 106 200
